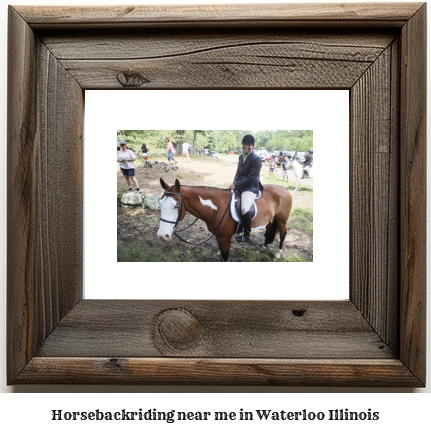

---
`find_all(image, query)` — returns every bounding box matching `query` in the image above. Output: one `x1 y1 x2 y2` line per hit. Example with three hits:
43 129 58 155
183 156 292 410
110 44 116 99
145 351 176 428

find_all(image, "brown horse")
157 178 292 262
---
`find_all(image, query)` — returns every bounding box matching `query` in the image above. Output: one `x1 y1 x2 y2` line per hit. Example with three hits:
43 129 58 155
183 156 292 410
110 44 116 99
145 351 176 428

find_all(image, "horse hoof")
261 245 268 251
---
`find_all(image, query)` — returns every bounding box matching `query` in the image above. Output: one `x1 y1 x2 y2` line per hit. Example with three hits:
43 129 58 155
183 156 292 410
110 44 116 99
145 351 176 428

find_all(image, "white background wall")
85 89 349 300
0 0 430 430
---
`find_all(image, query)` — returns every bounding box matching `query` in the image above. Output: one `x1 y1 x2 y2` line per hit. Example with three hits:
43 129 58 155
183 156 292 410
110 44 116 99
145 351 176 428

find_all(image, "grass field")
117 154 313 262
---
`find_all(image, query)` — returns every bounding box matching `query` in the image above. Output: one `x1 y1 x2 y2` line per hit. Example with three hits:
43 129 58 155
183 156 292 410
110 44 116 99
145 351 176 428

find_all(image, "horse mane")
183 185 230 191
165 185 231 196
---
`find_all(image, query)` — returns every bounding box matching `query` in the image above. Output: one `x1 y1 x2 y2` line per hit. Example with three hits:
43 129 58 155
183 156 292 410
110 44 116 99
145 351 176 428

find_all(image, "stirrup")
235 234 250 243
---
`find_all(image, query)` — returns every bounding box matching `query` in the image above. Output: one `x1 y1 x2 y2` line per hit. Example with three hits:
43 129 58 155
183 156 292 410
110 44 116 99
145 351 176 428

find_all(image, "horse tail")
264 218 278 245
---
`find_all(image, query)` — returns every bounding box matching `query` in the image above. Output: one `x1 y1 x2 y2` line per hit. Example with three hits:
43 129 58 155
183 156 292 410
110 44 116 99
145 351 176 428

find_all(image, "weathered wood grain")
36 300 394 359
15 358 423 386
39 31 395 89
42 31 395 89
399 3 427 385
387 38 401 352
35 40 84 337
7 3 427 386
59 57 371 89
40 31 395 60
350 45 398 347
16 3 423 29
7 6 83 383
7 6 38 382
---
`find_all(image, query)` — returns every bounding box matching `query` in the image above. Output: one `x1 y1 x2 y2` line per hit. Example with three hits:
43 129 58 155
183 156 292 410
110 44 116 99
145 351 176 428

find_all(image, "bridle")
159 190 186 228
159 188 232 245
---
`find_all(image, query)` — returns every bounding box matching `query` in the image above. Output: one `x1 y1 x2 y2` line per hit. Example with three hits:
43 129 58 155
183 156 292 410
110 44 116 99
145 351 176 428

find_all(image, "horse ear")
174 178 181 192
160 178 169 190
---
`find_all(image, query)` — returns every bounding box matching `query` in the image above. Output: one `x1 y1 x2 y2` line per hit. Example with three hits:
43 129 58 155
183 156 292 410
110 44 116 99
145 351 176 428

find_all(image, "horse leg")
261 223 270 251
263 221 277 249
274 218 288 259
217 235 232 262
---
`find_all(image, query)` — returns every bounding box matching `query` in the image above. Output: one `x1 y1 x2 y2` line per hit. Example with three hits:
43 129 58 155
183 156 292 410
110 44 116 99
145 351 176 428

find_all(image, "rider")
301 150 313 178
229 134 262 243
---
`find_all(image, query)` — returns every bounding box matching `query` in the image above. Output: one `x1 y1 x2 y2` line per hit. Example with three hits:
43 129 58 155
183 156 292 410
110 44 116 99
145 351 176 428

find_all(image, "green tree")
192 130 209 152
117 130 312 158
254 130 273 151
266 130 313 155
219 131 237 152
286 130 313 156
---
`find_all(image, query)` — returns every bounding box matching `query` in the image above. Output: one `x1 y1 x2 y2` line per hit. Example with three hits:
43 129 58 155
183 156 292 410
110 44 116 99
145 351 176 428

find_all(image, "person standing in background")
137 143 149 162
281 155 292 182
117 140 140 192
182 140 191 163
269 159 276 181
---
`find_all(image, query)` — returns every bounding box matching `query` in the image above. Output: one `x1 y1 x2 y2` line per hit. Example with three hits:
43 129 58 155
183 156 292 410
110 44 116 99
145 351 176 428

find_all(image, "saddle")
230 190 261 223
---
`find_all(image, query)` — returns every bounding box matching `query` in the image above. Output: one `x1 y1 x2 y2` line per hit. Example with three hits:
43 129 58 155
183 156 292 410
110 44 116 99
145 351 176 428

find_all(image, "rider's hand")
229 184 236 190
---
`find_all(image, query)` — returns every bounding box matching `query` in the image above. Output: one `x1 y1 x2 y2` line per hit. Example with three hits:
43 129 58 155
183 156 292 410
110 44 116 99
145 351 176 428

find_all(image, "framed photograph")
87 90 349 300
7 3 426 386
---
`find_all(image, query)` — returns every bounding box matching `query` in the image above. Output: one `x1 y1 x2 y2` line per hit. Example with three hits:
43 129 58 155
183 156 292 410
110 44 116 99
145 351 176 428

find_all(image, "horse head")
157 178 185 242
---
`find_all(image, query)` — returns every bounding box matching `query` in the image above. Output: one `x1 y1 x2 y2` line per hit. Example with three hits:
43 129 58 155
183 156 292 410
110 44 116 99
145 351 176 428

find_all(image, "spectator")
182 140 192 163
137 144 149 162
281 155 292 182
117 141 139 192
166 137 177 165
269 159 276 181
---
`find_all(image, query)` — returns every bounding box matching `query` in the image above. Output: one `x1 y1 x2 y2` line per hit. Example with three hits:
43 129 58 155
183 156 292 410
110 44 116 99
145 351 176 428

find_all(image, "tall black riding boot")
236 211 252 243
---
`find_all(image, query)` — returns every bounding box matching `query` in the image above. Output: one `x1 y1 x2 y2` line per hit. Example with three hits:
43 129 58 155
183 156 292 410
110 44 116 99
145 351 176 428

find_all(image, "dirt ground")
117 154 313 262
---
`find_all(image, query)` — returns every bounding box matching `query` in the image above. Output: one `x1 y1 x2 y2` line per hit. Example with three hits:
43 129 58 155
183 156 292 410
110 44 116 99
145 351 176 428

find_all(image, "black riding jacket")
233 151 262 194
302 154 313 167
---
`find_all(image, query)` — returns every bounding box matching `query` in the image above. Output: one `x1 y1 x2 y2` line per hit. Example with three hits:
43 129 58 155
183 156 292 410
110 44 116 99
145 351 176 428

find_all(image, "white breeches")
241 191 257 215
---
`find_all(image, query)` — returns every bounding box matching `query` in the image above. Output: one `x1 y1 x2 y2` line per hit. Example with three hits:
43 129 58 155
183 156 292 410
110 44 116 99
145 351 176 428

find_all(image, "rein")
160 189 233 246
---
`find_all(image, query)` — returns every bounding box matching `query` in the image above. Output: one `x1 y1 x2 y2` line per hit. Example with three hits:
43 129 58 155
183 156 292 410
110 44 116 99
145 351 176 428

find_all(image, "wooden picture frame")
7 3 426 386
